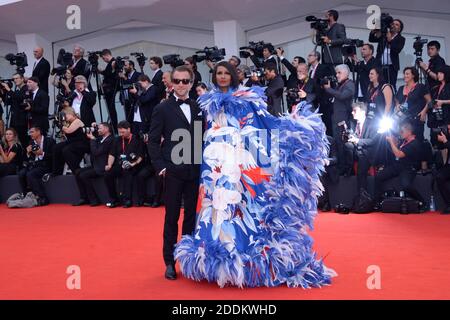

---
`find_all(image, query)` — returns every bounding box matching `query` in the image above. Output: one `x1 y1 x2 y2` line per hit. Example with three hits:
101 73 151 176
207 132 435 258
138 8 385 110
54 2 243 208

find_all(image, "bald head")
33 47 44 59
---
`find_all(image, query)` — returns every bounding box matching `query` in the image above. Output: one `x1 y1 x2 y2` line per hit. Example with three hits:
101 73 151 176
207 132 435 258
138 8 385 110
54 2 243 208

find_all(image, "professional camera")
337 121 356 143
88 51 102 69
320 75 338 88
244 65 264 79
367 103 377 120
5 52 28 74
306 16 329 45
82 126 99 135
31 143 40 152
193 46 226 63
51 49 73 76
413 36 428 61
114 56 129 73
163 54 184 69
119 153 138 170
239 41 273 59
380 13 394 34
431 125 449 136
122 82 140 91
392 103 410 123
139 131 148 142
342 39 364 57
53 111 67 129
130 52 147 68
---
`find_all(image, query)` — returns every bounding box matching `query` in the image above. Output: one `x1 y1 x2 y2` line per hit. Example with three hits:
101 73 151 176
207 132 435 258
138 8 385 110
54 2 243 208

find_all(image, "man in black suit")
308 51 334 135
248 43 278 70
18 126 55 206
99 49 119 133
287 63 316 111
345 102 378 192
149 56 165 103
349 43 381 102
73 122 114 206
321 10 347 67
31 47 51 94
128 74 159 135
71 75 96 127
276 47 306 90
1 73 29 145
119 60 141 123
369 18 406 90
318 135 339 211
324 64 356 174
71 45 91 80
26 77 49 136
419 40 446 91
264 62 285 116
148 65 203 280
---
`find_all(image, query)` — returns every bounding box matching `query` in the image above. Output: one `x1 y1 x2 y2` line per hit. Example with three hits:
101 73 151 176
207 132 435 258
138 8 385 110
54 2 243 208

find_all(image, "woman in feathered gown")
174 62 336 288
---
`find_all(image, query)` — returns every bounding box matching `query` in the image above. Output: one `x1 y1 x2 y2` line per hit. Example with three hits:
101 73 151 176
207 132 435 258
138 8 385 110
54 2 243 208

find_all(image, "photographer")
419 41 446 90
71 75 97 127
369 18 405 90
246 43 277 69
18 126 55 206
104 120 144 208
374 122 426 211
395 67 432 141
119 60 141 123
0 73 29 145
149 56 165 103
435 120 450 214
45 107 90 180
52 69 75 98
344 102 378 192
324 64 356 174
162 71 174 101
184 57 202 100
276 48 306 89
73 122 114 206
321 10 347 66
263 63 284 116
70 45 90 80
0 128 23 177
128 74 159 135
350 43 381 102
31 47 51 94
287 63 316 112
26 77 49 136
98 49 119 132
195 82 208 97
368 67 394 118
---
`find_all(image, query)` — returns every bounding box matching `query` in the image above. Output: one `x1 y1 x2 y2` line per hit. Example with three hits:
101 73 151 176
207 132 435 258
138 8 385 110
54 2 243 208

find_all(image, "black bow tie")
176 98 191 106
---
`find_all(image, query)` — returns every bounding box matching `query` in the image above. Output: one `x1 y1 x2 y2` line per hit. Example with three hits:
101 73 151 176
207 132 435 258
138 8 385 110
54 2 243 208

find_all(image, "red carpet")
0 204 449 300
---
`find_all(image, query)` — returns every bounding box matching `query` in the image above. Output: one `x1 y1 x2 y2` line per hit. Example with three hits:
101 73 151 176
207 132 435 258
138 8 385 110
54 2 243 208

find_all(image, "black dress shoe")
38 197 49 206
106 201 119 208
122 200 132 208
72 199 88 206
151 201 161 208
165 264 177 280
143 202 153 207
135 202 143 207
321 202 331 212
90 201 100 207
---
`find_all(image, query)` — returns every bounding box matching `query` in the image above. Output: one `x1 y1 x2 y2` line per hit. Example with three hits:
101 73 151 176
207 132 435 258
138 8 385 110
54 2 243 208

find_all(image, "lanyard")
122 134 132 154
370 86 380 102
437 83 446 98
297 78 308 91
403 83 417 103
400 137 415 150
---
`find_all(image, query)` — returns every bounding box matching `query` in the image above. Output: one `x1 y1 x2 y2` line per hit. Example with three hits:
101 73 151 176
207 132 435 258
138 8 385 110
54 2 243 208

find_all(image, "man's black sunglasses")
173 78 192 85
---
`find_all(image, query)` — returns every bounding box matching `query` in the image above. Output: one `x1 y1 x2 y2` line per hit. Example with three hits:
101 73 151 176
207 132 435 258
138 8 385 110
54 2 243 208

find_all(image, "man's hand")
159 168 166 177
323 81 331 89
321 36 331 45
348 136 359 144
419 61 429 71
386 30 393 42
86 132 95 140
437 132 448 144
105 164 112 171
298 89 307 99
435 100 444 108
25 103 31 111
276 48 284 57
118 72 126 80
418 110 427 122
34 148 43 156
129 86 138 94
26 145 32 154
1 82 11 91
386 135 397 145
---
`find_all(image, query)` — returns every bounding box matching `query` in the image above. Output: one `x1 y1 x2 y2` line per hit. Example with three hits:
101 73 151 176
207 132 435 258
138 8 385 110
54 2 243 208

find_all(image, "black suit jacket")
151 70 165 102
6 85 28 127
369 31 405 72
351 56 381 101
323 23 347 65
76 90 97 126
27 136 55 168
71 58 91 80
90 134 113 174
325 80 356 122
31 89 49 132
32 58 51 93
352 119 378 159
135 85 159 124
148 96 203 180
281 58 298 89
266 75 285 115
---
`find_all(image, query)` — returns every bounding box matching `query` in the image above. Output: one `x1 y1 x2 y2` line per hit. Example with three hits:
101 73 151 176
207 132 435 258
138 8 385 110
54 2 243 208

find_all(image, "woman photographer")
0 128 23 177
368 67 394 118
52 69 75 97
44 107 90 180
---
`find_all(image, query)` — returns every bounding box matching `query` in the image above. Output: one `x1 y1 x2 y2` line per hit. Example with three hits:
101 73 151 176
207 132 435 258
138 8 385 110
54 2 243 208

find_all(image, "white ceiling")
0 0 449 43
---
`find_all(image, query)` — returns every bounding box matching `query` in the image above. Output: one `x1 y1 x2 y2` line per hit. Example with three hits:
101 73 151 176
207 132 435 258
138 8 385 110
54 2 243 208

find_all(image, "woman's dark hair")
196 82 208 90
394 19 404 33
212 61 240 89
403 67 419 83
184 56 198 72
437 65 450 83
150 56 163 68
369 67 385 87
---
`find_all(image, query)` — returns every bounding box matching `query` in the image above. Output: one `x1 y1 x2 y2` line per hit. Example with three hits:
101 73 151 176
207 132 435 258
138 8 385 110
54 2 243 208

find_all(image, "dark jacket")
32 58 51 93
75 90 97 127
350 56 381 101
369 31 405 72
351 118 378 159
6 85 28 127
71 58 91 80
27 136 55 168
134 85 159 124
90 134 114 174
325 79 356 122
266 75 285 116
151 69 165 102
148 96 203 180
323 23 347 65
30 89 50 132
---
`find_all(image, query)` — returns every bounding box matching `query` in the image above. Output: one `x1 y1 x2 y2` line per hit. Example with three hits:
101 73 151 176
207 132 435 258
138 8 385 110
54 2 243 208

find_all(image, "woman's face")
196 86 207 97
184 60 193 70
66 113 75 122
404 70 414 83
5 130 15 143
215 66 232 89
369 69 378 83
65 70 73 79
437 72 445 82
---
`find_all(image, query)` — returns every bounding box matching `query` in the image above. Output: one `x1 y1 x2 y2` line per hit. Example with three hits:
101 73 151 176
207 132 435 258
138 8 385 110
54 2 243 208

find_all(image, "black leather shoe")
151 201 161 208
122 200 132 208
165 264 177 280
373 202 382 212
106 201 119 208
321 202 331 212
72 199 88 206
38 197 49 206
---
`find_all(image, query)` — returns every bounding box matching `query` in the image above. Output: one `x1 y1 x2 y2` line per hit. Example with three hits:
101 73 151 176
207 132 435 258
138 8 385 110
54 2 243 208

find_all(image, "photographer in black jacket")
104 120 144 208
419 41 446 91
73 122 114 206
275 47 305 89
71 75 96 127
119 60 141 123
286 63 316 112
26 77 49 136
321 10 347 66
18 126 55 206
98 49 119 133
435 121 450 214
264 63 284 116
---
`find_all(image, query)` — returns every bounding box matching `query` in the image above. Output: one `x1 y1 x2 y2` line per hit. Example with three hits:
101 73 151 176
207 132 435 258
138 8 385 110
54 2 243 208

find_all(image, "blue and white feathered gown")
174 86 337 288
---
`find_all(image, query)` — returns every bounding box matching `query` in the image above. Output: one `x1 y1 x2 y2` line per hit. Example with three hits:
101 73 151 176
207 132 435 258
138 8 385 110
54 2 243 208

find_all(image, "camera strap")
400 136 415 150
122 134 132 154
437 83 445 98
403 83 418 103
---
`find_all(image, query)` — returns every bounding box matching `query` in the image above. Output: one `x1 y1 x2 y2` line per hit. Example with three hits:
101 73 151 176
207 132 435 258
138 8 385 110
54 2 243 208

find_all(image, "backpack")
352 188 374 213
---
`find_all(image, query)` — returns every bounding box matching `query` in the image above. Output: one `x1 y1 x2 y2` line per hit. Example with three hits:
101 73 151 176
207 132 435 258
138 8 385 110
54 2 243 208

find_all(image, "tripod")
414 56 427 85
88 65 106 124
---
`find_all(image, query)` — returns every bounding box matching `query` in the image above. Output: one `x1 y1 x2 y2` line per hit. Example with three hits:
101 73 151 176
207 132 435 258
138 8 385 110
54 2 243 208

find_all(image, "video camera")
193 46 226 63
320 75 338 88
379 13 394 34
119 153 138 170
306 16 329 45
130 52 147 68
413 36 428 61
115 56 129 73
4 52 28 74
163 54 184 69
82 126 99 136
51 49 74 76
337 121 356 143
239 41 273 59
244 65 265 79
88 51 103 69
342 39 364 57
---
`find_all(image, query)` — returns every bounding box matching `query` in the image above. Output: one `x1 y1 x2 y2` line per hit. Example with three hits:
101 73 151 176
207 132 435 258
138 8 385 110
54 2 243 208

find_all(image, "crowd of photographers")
0 9 449 214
